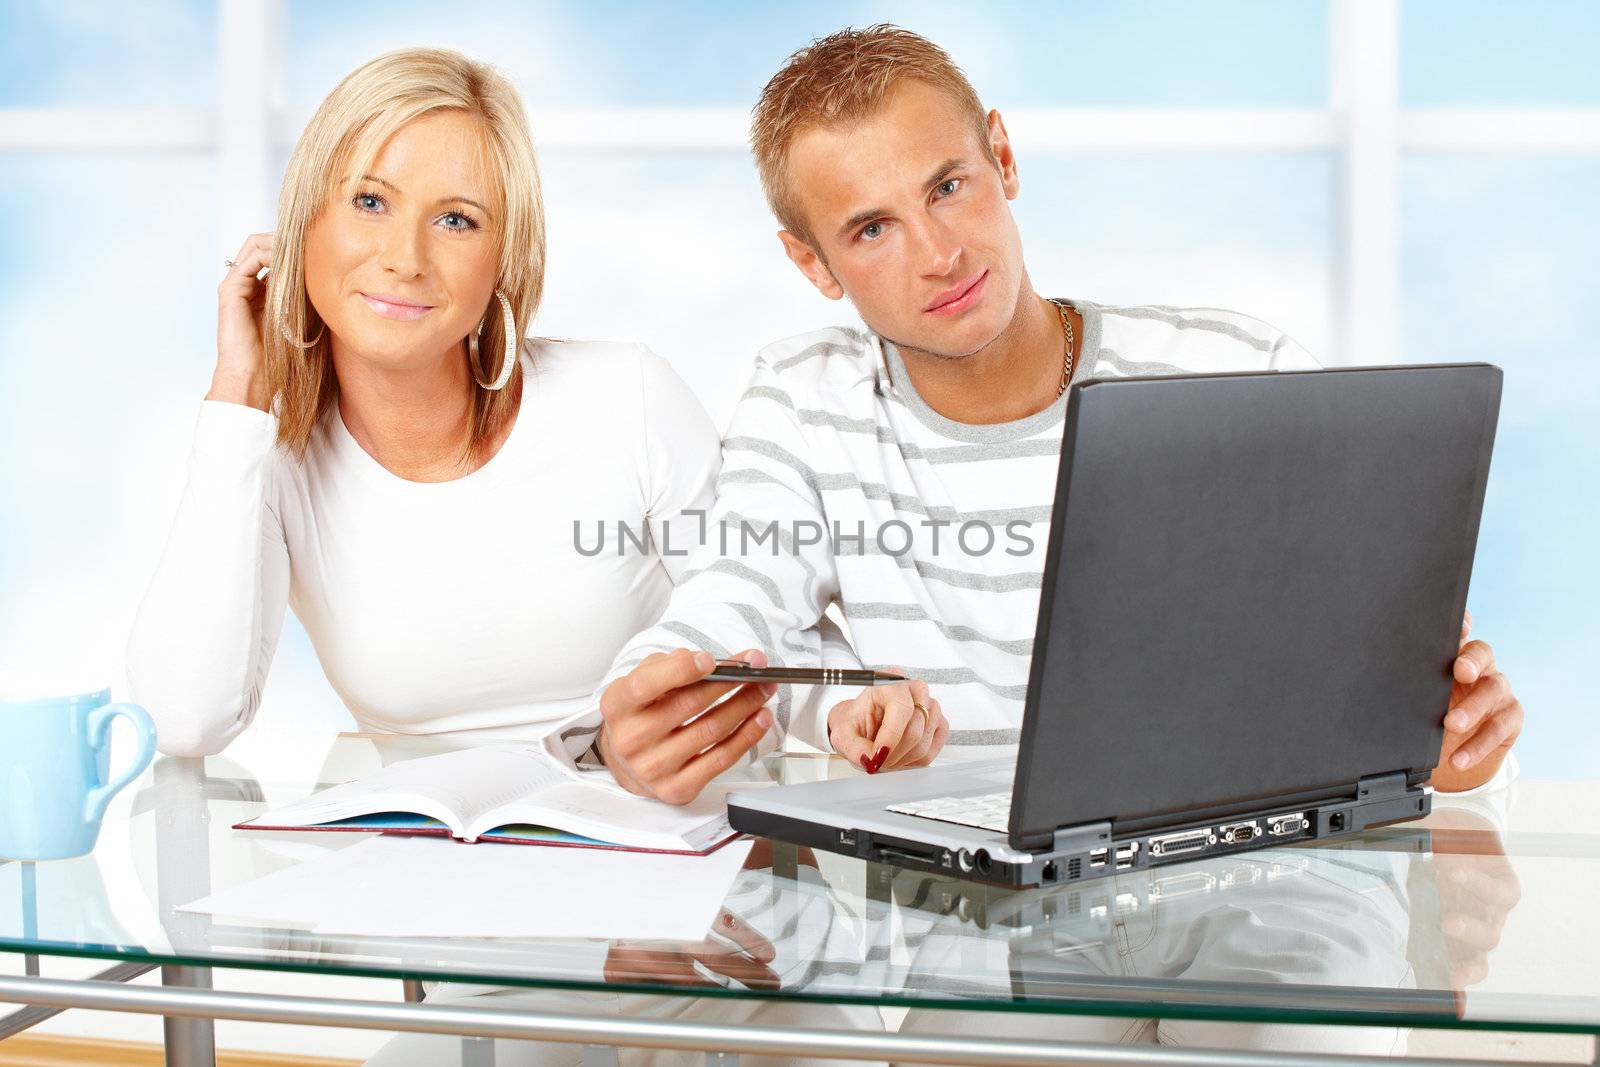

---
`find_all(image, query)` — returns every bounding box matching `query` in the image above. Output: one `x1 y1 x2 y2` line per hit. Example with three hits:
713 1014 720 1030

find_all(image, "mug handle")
83 702 157 826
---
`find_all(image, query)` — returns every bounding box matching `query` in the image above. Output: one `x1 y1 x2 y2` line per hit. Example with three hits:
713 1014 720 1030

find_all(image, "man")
556 25 1522 803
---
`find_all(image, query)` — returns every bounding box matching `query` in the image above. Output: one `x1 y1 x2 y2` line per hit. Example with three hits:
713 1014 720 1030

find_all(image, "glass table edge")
2 937 1596 1036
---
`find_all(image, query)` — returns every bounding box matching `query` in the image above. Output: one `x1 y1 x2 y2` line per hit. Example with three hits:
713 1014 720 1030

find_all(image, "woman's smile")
358 292 436 321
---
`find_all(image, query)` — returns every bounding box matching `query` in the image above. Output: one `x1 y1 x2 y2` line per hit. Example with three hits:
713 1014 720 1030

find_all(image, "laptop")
729 363 1502 887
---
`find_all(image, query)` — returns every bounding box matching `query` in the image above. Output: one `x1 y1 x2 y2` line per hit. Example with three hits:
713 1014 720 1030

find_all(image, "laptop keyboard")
887 791 1011 834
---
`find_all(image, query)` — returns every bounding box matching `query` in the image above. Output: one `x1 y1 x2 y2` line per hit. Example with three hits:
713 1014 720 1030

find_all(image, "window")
1 1 1591 771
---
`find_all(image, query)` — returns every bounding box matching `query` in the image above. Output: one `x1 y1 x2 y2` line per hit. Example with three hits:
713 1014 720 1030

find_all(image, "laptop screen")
1010 364 1500 848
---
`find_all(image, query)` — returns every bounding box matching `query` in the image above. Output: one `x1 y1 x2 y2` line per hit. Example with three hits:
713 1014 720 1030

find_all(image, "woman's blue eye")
350 192 477 232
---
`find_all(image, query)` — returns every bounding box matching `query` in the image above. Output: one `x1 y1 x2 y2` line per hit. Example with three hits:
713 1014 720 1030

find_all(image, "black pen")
705 660 908 686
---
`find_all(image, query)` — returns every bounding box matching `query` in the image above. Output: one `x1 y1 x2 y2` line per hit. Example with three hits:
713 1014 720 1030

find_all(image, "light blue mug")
0 687 156 860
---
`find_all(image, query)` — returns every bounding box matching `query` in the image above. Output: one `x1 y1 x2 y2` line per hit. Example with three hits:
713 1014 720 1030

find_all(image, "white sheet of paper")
180 835 754 941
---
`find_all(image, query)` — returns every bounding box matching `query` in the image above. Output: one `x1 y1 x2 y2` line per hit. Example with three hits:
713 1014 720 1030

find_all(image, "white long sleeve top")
127 339 720 756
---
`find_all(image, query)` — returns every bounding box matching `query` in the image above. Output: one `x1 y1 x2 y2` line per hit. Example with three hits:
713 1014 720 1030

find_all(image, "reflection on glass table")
0 733 1595 1066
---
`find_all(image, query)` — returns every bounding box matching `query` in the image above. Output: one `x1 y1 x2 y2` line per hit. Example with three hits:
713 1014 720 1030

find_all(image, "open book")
235 744 737 855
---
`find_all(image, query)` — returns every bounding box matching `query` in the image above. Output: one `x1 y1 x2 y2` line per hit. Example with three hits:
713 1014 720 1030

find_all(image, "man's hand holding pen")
709 658 952 772
598 648 778 804
598 648 951 803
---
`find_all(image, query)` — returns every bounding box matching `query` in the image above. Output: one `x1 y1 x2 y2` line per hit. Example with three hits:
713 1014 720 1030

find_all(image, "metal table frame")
3 969 1593 1067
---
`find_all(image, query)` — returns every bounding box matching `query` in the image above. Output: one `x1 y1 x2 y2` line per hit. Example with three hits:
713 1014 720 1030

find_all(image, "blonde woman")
128 48 876 1067
126 47 761 754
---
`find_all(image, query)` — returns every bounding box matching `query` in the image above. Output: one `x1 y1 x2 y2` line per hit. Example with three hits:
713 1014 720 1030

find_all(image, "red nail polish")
874 746 890 767
860 755 875 773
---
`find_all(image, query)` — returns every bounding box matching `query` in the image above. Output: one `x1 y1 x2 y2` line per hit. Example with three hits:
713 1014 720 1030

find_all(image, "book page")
471 777 737 850
242 745 564 838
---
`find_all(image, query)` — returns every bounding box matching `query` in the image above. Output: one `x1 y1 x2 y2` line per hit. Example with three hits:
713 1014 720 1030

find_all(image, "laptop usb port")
1114 842 1139 870
1089 848 1108 869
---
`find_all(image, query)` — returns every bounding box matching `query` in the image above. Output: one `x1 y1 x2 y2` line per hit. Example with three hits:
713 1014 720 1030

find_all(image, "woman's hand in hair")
209 232 275 412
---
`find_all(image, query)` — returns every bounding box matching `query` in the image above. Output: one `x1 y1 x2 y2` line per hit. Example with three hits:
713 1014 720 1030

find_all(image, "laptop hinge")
1048 819 1114 855
1357 770 1410 801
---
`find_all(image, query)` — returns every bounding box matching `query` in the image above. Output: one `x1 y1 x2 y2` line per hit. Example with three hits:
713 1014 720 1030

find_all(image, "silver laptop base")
837 779 1431 888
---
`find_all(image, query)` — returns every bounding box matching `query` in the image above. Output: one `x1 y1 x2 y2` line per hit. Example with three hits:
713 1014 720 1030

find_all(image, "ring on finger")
911 701 930 730
223 259 236 268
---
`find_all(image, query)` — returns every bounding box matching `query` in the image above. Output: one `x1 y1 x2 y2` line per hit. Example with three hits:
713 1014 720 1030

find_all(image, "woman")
126 47 757 754
130 48 878 1067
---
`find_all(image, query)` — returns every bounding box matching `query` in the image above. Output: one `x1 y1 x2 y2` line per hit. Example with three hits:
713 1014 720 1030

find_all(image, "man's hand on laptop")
1430 610 1524 793
597 648 777 804
827 674 949 773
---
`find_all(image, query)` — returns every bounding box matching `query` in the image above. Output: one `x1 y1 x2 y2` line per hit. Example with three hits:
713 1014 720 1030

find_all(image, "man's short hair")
750 24 993 245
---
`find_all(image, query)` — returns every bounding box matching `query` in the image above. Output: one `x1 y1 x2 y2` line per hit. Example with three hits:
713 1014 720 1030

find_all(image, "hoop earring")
470 288 518 391
279 315 324 350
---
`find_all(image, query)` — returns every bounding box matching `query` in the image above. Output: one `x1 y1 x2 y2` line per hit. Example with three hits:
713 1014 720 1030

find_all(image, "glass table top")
2 731 1596 1035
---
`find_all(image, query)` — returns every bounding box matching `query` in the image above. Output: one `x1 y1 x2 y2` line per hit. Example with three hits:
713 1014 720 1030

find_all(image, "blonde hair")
750 24 993 244
264 47 545 461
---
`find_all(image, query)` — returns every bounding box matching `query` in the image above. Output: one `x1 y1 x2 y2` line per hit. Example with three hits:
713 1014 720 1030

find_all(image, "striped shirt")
553 298 1319 764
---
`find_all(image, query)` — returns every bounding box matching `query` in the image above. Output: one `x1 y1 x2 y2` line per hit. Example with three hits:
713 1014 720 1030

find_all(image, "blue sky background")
1 2 1594 777
284 1 1330 109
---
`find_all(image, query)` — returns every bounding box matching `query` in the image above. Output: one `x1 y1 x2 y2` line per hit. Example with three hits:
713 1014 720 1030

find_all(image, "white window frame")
5 0 1597 364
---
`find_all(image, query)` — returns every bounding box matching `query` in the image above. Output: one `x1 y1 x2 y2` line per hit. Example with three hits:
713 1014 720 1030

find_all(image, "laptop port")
1218 863 1261 889
1114 842 1139 870
1149 828 1215 858
974 849 993 876
1268 855 1310 879
872 837 941 867
1267 813 1308 837
957 849 975 872
1089 848 1108 869
1150 871 1217 901
1217 821 1259 845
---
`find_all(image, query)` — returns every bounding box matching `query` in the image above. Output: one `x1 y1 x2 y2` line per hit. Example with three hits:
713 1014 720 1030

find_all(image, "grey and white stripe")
557 301 1320 759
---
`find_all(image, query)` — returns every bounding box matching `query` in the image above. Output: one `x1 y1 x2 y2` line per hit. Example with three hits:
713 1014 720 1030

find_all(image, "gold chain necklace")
1048 298 1076 399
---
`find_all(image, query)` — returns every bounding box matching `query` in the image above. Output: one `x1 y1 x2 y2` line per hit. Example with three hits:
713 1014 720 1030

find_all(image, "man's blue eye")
861 222 884 241
937 179 961 197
